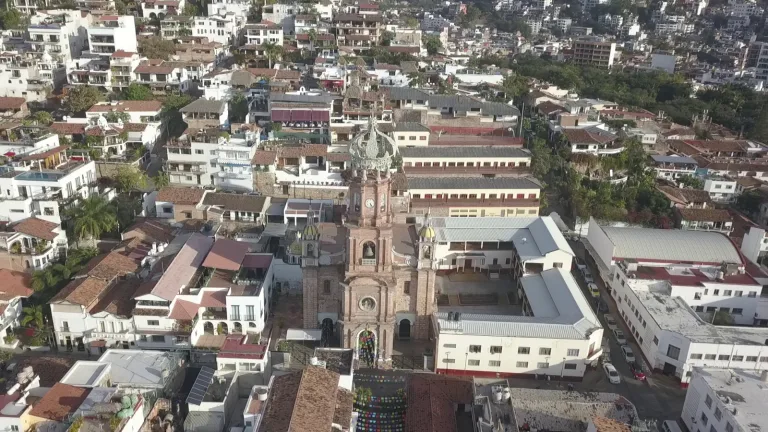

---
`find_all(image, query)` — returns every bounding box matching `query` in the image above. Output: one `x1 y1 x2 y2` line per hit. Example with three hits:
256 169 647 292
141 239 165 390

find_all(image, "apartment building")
406 177 542 218
140 0 185 19
27 10 92 63
243 21 284 47
173 40 227 65
154 187 269 224
107 50 143 90
571 38 616 68
207 0 251 18
704 177 738 203
562 127 621 156
251 143 349 198
650 155 698 180
401 146 531 177
133 59 192 94
162 14 241 45
87 16 138 57
333 12 384 52
585 220 768 384
386 87 520 125
0 269 34 348
261 4 297 34
740 226 768 263
0 217 67 272
0 52 63 102
201 67 301 100
180 98 228 129
86 100 163 124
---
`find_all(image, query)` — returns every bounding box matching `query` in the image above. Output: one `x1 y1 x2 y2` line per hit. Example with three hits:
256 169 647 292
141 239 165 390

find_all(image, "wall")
740 227 766 263
586 218 615 268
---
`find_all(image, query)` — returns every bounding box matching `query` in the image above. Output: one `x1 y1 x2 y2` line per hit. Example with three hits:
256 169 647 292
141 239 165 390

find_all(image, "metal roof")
407 176 541 190
601 226 742 264
393 122 431 132
384 87 520 117
270 93 334 104
180 99 226 114
650 155 698 164
400 146 531 158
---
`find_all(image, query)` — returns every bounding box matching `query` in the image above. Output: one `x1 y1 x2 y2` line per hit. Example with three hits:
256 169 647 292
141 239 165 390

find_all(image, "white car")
613 328 627 345
583 272 594 283
604 314 618 332
603 363 621 384
621 345 636 363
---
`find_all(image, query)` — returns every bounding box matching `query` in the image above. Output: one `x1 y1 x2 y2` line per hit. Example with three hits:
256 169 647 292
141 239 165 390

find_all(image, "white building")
190 15 242 45
730 0 759 17
0 51 64 102
140 0 186 19
681 368 768 432
207 0 251 19
704 177 738 202
261 4 296 35
740 226 768 264
585 220 768 385
433 216 603 379
0 269 33 349
244 21 284 47
28 10 93 63
650 155 698 180
87 16 138 57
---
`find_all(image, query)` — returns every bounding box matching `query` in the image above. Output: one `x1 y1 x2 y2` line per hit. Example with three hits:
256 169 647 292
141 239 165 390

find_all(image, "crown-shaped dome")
302 223 319 240
349 117 397 172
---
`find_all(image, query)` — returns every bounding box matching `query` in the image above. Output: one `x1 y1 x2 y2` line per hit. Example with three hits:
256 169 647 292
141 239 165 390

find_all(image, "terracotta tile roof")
29 383 90 422
326 152 350 162
333 388 354 428
134 62 175 74
202 238 249 271
0 269 33 301
387 46 420 53
123 219 176 243
678 207 733 223
88 100 163 113
168 299 199 320
278 144 328 158
405 374 473 432
679 139 749 154
252 150 276 166
563 128 617 145
657 186 711 205
0 97 26 110
591 416 632 432
111 50 137 59
157 187 206 205
88 277 140 317
202 193 268 214
537 100 565 114
12 217 58 241
296 33 335 41
258 367 340 432
21 145 70 161
50 122 86 135
50 277 110 306
218 335 268 359
78 252 138 281
200 290 226 307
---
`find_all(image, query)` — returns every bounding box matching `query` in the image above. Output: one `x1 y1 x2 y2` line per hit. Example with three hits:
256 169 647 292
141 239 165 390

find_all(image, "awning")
271 110 290 122
3 152 14 157
90 340 107 347
311 111 330 121
286 328 321 341
291 110 312 122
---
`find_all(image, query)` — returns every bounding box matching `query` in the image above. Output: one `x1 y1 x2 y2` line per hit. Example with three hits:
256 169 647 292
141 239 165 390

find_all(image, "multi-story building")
162 14 241 45
333 12 384 52
243 21 284 47
179 98 228 129
650 155 698 180
0 52 63 102
0 269 34 348
87 16 138 57
585 220 768 385
207 0 251 18
27 10 92 63
740 226 768 263
749 41 768 82
133 59 192 94
561 127 621 156
108 50 143 90
140 0 185 19
261 4 297 34
401 146 531 178
571 37 616 68
704 176 738 203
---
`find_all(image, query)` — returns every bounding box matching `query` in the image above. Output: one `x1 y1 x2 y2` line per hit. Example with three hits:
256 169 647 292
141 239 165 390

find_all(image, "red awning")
3 152 14 157
70 156 84 161
271 110 290 122
291 110 312 122
90 340 107 347
311 111 330 122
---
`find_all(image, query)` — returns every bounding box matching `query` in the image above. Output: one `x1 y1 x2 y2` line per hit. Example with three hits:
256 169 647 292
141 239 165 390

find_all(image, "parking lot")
561 240 687 421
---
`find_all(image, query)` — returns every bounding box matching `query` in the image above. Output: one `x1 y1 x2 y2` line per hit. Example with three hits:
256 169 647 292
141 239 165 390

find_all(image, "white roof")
60 361 110 387
437 268 601 340
97 350 178 388
601 226 742 264
693 368 768 432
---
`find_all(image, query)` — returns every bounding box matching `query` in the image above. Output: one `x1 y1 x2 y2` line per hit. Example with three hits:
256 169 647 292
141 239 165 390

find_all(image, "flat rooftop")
626 264 758 287
314 348 353 375
693 368 768 432
97 350 178 388
60 361 109 387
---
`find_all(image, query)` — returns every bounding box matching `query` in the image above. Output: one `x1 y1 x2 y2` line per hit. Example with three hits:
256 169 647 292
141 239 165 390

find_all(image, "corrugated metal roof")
400 146 530 158
601 226 742 264
650 155 698 164
408 176 541 190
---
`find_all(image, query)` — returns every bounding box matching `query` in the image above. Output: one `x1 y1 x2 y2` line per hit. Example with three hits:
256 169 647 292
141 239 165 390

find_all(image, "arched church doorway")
398 319 411 340
358 330 376 368
321 318 334 347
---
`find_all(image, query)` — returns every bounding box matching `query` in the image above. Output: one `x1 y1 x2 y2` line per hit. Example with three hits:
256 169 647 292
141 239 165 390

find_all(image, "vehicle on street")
588 283 600 298
621 345 636 363
629 362 646 381
603 363 621 384
604 314 618 331
613 328 627 345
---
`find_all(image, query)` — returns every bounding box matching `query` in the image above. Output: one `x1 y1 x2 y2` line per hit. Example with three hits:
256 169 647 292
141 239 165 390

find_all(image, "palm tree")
153 172 170 188
50 260 78 281
68 196 118 244
307 29 318 53
30 269 58 292
263 42 283 68
67 247 99 268
21 305 44 330
407 72 426 88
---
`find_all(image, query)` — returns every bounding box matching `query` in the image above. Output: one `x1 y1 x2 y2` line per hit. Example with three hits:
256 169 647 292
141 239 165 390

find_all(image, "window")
667 345 680 360
443 344 456 348
195 149 203 154
404 281 410 294
732 355 744 362
11 426 18 431
713 289 720 296
564 364 577 370
506 258 511 265
567 349 580 356
517 347 529 354
695 306 705 312
539 348 551 355
726 422 734 432
724 290 732 296
700 412 708 426
733 308 743 315
747 356 758 362
719 355 730 361
147 320 160 326
653 336 659 345
690 354 703 360
749 292 757 298
735 291 743 297
706 307 717 312
469 345 481 353
100 322 106 332
230 305 240 320
490 346 502 354
323 280 331 294
705 354 716 360
467 359 480 366
210 150 216 155
442 358 455 364
762 356 768 362
151 335 165 343
246 305 255 321
44 207 54 216
488 360 501 367
537 362 549 368
553 262 563 268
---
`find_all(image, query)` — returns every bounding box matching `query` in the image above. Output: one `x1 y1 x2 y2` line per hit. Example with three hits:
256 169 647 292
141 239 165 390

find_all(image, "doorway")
663 362 677 376
398 319 411 340
464 259 472 272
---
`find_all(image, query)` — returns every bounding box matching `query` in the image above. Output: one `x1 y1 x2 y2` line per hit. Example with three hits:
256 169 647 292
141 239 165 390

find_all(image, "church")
300 117 437 367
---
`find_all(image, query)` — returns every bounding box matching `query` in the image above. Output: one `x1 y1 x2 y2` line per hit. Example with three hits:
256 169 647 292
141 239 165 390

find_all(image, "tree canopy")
121 83 155 101
65 86 103 115
0 8 28 30
423 35 442 56
139 37 176 61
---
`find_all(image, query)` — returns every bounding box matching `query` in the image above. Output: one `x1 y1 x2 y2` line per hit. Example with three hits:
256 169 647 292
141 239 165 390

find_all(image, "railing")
410 198 540 208
403 166 531 175
360 258 376 265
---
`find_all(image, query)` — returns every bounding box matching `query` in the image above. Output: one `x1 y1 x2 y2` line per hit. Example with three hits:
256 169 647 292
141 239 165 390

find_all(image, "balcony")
202 309 227 320
167 164 207 174
360 258 376 265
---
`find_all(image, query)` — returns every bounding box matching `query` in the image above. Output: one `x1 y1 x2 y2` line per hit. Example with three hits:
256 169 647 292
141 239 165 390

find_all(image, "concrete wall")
586 217 614 268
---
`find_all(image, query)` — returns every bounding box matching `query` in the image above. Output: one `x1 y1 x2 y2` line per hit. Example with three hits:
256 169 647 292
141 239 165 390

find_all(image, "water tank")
493 389 503 404
257 389 268 401
310 357 319 366
502 388 511 402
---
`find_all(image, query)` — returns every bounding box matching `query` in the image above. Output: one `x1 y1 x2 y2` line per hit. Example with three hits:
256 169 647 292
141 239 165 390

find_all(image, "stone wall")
253 172 348 200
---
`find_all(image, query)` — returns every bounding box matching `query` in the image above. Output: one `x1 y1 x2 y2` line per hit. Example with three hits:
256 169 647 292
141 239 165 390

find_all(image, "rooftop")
150 233 214 301
157 186 206 205
400 146 531 159
407 176 541 190
405 374 474 432
97 349 179 388
28 383 90 422
692 367 768 432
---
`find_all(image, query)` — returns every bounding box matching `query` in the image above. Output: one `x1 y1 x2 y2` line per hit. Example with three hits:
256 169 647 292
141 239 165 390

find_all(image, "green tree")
114 165 149 192
735 190 765 217
307 28 319 52
50 260 78 281
677 175 704 189
501 74 529 100
404 16 418 28
711 310 734 325
381 30 394 46
423 35 442 56
407 72 426 88
103 111 131 123
152 172 170 188
21 305 45 330
115 0 128 14
30 269 57 292
138 36 176 61
65 86 103 115
160 93 193 137
229 93 249 123
0 8 27 30
67 247 99 268
112 194 142 229
263 42 283 68
121 83 154 101
33 111 53 126
69 196 118 242
182 2 199 15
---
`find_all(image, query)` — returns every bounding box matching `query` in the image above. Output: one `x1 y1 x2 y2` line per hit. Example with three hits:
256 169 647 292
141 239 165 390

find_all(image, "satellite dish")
97 115 108 130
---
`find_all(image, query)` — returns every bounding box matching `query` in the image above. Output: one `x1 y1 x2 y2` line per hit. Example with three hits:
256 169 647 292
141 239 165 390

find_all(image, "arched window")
323 280 331 294
362 241 376 261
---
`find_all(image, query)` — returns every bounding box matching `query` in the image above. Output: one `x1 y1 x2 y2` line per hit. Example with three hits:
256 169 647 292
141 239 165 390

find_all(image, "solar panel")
186 367 215 406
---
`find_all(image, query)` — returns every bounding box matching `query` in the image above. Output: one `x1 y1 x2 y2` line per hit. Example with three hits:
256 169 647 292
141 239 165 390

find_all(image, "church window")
323 280 331 294
403 281 410 294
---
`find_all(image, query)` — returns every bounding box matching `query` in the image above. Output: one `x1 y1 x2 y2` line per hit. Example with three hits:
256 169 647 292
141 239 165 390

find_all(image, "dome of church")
418 225 435 240
349 117 397 172
302 223 319 240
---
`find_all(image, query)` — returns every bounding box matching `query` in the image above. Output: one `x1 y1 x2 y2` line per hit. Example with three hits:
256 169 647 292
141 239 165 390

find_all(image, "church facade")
301 118 437 366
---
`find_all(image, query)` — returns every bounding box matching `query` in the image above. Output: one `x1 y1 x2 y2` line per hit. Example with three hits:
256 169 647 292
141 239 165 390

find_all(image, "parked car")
613 328 627 345
603 363 621 384
584 273 594 284
629 362 646 381
604 314 618 332
588 283 600 298
621 345 636 363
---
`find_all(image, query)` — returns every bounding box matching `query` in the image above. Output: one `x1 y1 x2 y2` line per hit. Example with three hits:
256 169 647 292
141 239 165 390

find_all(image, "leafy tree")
530 137 552 182
182 2 199 15
0 8 27 30
381 30 394 46
423 35 442 56
138 37 176 61
711 310 734 325
121 83 154 101
263 42 283 68
67 247 99 267
407 72 426 88
114 165 149 192
404 16 418 28
115 0 128 14
229 93 249 123
103 111 131 123
161 93 193 137
50 260 78 281
112 194 143 229
307 29 319 52
735 190 765 218
65 86 103 115
677 175 704 189
31 269 58 292
21 306 45 330
501 74 529 100
152 172 170 188
68 196 118 242
31 111 53 126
